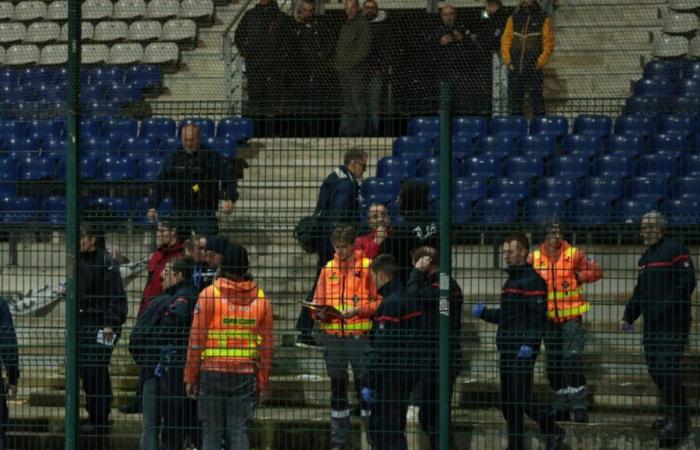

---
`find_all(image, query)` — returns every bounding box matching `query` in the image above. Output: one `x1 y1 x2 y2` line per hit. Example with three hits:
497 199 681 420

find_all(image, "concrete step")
556 5 661 28
555 29 652 52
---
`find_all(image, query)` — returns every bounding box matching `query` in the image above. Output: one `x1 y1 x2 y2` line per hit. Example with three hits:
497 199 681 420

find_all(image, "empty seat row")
0 154 167 181
0 0 214 22
0 41 179 65
652 33 700 58
0 20 197 46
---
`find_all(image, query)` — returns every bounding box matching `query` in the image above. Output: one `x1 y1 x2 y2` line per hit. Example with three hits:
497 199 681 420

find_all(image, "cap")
205 235 230 255
221 243 249 277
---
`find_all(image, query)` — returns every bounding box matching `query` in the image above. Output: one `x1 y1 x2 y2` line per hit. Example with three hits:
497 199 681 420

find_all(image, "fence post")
438 81 452 450
65 0 81 448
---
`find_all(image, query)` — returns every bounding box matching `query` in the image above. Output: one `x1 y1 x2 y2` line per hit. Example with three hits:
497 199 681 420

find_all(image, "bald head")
181 123 200 152
641 211 667 246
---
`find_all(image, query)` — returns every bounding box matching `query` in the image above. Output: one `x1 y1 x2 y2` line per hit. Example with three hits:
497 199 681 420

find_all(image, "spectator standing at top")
363 0 393 134
336 0 370 136
431 3 479 114
147 124 238 236
296 149 368 348
473 233 566 450
528 219 602 423
234 0 290 117
620 211 696 449
474 0 510 114
355 202 391 260
501 0 554 115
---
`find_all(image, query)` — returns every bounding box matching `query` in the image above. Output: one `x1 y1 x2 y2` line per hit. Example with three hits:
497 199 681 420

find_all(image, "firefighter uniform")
530 241 602 418
312 249 381 449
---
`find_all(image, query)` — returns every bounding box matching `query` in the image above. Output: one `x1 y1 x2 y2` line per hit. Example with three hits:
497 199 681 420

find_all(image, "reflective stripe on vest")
320 321 373 331
547 302 590 319
534 247 588 320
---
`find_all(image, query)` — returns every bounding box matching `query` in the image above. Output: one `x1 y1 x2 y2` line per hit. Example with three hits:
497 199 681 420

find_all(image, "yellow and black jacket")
501 3 554 72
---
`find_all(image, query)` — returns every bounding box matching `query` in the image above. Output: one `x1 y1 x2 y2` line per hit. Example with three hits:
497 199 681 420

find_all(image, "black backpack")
294 174 340 254
128 295 174 368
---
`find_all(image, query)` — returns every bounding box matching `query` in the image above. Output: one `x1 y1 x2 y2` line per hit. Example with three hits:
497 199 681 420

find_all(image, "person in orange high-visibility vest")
184 243 273 450
313 224 381 450
527 219 602 423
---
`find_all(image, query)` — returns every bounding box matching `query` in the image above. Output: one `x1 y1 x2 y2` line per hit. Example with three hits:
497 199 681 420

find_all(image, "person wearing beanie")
185 243 273 450
204 235 231 271
527 218 603 423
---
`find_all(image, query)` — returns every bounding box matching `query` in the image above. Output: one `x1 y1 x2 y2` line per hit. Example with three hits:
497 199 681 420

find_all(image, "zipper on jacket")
518 13 530 74
550 257 560 320
340 270 347 336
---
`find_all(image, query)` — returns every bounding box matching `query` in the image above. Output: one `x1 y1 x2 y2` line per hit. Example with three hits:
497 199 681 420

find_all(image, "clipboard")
296 300 344 318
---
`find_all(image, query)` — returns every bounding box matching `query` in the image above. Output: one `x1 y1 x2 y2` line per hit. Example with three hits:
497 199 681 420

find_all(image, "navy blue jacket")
78 248 128 328
623 237 696 343
479 264 548 352
0 299 18 385
315 165 360 263
150 148 239 214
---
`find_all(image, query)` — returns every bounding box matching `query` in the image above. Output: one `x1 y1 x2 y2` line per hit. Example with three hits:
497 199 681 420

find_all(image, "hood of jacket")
537 239 572 260
399 179 430 218
213 277 261 306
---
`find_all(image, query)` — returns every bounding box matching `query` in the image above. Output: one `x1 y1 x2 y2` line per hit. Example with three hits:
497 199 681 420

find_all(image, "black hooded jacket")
78 248 128 328
234 1 291 72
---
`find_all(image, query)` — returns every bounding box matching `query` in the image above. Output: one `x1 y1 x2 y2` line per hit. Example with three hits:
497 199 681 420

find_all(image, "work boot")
573 408 589 423
658 418 690 448
546 427 566 450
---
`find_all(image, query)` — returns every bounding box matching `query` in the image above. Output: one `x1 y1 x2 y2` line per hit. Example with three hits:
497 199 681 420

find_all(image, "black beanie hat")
221 243 250 277
205 235 230 255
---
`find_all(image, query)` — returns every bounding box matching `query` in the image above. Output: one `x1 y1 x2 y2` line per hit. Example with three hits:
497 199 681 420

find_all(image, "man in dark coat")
0 297 17 449
147 124 238 236
620 211 697 448
473 232 565 450
78 223 128 434
363 0 393 134
473 0 510 114
296 148 368 347
234 0 290 117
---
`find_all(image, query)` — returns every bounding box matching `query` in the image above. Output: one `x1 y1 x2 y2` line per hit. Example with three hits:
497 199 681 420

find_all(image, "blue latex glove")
154 363 163 378
471 303 486 319
361 387 376 408
620 321 634 333
517 345 534 359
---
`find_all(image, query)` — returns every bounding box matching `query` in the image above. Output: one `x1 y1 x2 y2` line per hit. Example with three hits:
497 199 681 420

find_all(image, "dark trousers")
245 67 283 118
499 349 556 450
544 318 588 412
508 67 545 116
78 327 117 425
0 378 8 450
160 369 193 450
416 374 457 450
369 374 418 450
338 64 369 136
645 338 688 422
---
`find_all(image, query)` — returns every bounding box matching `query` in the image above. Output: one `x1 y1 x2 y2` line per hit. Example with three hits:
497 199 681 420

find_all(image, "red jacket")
355 228 391 260
138 241 185 318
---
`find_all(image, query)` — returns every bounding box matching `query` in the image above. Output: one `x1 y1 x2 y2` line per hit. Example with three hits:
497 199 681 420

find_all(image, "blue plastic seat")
140 118 176 139
453 177 487 202
408 116 439 140
80 157 98 179
416 157 440 178
569 198 612 225
392 135 432 161
0 196 37 224
108 84 142 104
536 177 577 200
489 116 527 138
0 69 18 86
80 118 102 139
96 157 136 181
504 155 544 177
478 134 517 159
158 137 181 154
679 78 700 97
473 197 518 224
463 156 501 178
86 196 130 219
529 115 568 139
664 198 700 224
376 156 416 181
617 198 658 223
137 157 164 180
122 136 158 155
606 134 644 157
4 136 38 155
573 115 613 137
670 96 700 115
0 157 16 193
644 59 682 82
203 136 237 159
83 137 120 154
452 116 487 140
682 60 700 79
81 85 104 104
670 176 700 199
658 114 698 137
518 134 555 158
615 114 656 138
634 78 674 97
491 176 532 200
593 154 635 178
27 120 64 142
40 196 66 224
451 195 472 225
17 156 54 180
549 155 589 178
625 95 667 115
681 154 700 175
216 117 253 141
522 198 566 223
626 177 667 199
564 134 604 157
361 177 400 204
452 133 477 160
90 66 125 86
638 152 678 177
180 118 216 141
125 64 161 90
649 133 687 157
81 101 122 118
103 118 139 141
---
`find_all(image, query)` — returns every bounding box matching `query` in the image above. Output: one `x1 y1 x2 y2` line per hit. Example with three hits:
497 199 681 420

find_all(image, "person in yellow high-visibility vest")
527 219 602 423
313 224 381 450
